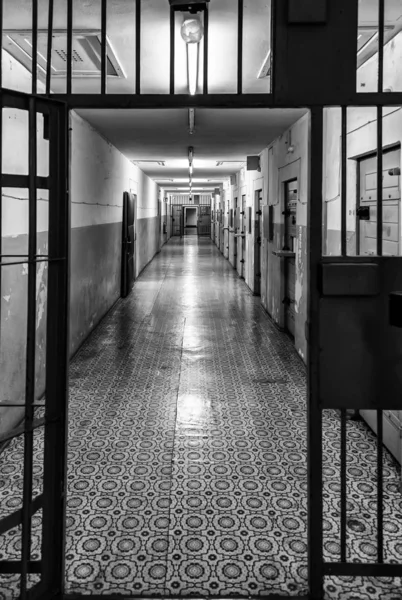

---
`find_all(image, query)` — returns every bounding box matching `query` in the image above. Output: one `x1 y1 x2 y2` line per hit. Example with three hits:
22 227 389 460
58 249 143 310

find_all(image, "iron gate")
0 89 69 599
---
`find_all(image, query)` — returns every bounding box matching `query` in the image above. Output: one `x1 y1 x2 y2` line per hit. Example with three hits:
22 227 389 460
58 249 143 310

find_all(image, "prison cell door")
358 147 401 257
233 197 238 269
121 192 136 298
239 195 246 278
0 91 69 599
172 205 182 236
254 190 263 295
197 205 211 236
284 180 297 339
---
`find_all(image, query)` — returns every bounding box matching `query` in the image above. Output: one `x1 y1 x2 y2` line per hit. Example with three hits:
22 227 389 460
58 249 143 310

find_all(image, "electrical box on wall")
230 175 236 186
247 156 260 171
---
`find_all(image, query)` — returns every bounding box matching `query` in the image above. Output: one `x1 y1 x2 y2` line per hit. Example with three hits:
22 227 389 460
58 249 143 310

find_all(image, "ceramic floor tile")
1 238 401 599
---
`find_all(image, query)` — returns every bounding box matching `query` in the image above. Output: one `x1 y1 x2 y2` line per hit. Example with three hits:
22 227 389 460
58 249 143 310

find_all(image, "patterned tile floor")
1 237 402 599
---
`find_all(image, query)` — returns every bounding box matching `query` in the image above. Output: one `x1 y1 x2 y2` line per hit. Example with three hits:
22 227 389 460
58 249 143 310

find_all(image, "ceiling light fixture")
188 146 194 193
188 108 195 134
181 18 203 95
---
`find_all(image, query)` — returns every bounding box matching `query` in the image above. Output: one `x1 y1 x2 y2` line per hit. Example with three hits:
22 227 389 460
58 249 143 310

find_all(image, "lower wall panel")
69 222 122 355
136 217 160 278
1 217 161 439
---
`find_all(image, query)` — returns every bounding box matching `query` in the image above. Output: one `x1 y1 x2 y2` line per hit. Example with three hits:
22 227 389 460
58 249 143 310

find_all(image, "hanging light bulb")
181 18 203 96
180 18 204 43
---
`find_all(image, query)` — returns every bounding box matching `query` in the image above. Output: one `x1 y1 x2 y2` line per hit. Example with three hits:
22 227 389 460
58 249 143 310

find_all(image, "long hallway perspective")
1 238 402 599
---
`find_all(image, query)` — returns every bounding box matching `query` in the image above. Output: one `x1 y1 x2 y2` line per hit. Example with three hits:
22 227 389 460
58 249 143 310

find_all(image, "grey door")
284 180 297 338
358 147 401 256
121 191 136 298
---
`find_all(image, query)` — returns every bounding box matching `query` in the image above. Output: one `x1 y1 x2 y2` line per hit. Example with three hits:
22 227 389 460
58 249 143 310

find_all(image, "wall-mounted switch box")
288 0 327 24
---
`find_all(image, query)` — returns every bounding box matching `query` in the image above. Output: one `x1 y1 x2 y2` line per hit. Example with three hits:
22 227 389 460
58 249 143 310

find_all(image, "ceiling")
3 0 402 191
76 107 307 190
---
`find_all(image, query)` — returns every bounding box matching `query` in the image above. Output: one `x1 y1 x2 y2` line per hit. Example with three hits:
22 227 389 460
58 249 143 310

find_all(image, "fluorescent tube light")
187 43 199 95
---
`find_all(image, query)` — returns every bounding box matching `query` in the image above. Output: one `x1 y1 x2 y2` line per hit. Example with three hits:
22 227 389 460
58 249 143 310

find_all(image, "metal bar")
0 259 53 267
67 0 73 95
237 0 243 94
0 561 42 574
341 106 347 256
203 5 208 94
0 416 45 445
307 107 324 600
101 0 107 94
135 0 141 94
1 174 50 188
41 101 70 593
0 0 3 89
32 0 38 95
377 409 383 562
46 0 54 94
1 254 49 258
340 409 347 561
324 563 402 577
48 93 277 109
20 96 38 600
376 106 383 256
0 494 44 536
170 7 175 94
378 0 384 93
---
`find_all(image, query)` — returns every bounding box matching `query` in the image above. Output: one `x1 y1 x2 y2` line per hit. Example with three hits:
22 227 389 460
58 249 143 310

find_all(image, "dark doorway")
121 191 136 298
283 180 297 339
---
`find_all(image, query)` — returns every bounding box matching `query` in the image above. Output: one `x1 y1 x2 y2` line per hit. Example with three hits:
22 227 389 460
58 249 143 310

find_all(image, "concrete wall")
212 114 310 364
1 51 161 438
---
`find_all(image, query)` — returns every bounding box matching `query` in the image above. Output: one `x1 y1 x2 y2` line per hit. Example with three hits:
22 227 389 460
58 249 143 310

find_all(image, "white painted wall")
70 111 159 230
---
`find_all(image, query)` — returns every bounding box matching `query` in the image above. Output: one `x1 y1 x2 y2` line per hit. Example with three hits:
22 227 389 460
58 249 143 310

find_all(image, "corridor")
1 238 402 599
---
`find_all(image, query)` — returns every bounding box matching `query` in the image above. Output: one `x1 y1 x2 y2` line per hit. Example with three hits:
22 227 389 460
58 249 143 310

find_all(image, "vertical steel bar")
67 0 73 95
237 0 243 94
377 106 383 256
378 0 384 93
0 0 3 90
377 409 384 562
307 107 324 600
340 409 347 562
101 0 107 94
341 106 347 256
203 5 208 94
41 102 70 593
135 0 141 95
46 0 54 95
32 0 38 95
170 8 175 94
21 97 37 600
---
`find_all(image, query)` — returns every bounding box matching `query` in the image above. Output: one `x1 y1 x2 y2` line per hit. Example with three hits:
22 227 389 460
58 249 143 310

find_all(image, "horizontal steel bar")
1 88 66 109
62 596 311 600
2 174 50 189
0 494 43 536
0 403 45 407
0 560 42 574
1 258 64 267
0 254 49 258
324 562 402 577
43 92 402 109
0 416 45 444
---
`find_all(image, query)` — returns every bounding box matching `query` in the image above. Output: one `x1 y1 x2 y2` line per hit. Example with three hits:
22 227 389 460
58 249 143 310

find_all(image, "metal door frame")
1 0 402 598
0 89 69 600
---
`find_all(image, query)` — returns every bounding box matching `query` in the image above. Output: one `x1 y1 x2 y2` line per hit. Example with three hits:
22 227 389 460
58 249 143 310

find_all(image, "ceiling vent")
3 29 125 79
132 160 166 167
